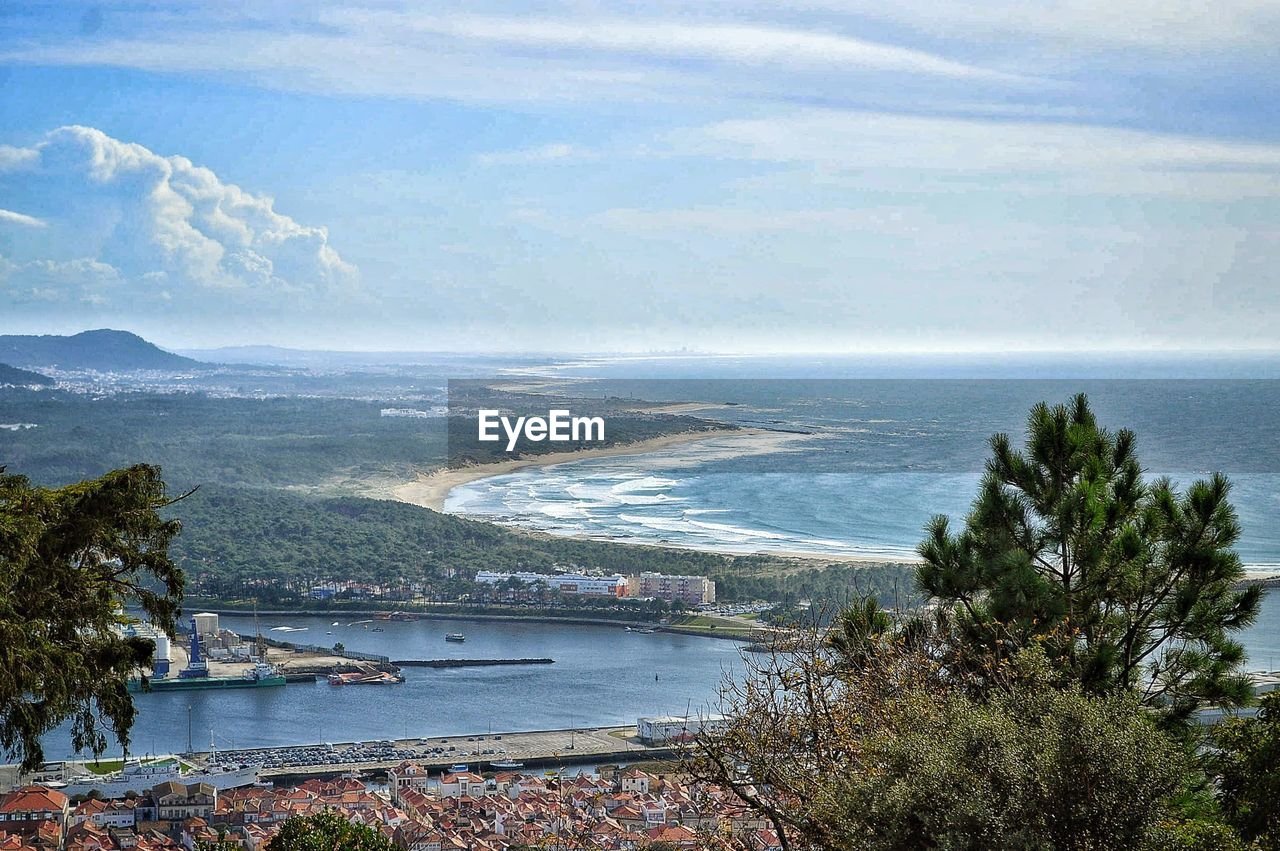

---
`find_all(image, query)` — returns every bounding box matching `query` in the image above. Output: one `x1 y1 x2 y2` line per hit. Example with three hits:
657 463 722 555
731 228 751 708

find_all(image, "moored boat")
490 760 524 770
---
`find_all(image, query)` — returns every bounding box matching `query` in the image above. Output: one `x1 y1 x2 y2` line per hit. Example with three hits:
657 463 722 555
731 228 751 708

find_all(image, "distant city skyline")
2 2 1278 352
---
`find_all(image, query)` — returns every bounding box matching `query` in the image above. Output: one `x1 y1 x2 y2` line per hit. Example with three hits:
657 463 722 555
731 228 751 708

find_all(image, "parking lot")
199 725 657 776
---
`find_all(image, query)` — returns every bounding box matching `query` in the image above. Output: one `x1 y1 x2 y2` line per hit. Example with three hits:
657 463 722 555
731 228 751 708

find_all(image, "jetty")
393 658 554 668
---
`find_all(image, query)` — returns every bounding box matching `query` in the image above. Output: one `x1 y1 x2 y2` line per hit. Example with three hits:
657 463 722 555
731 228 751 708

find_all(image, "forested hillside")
172 485 915 604
0 329 202 370
0 363 53 386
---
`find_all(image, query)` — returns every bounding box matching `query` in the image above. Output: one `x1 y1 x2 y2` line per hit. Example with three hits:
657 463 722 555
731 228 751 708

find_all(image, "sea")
451 357 1280 669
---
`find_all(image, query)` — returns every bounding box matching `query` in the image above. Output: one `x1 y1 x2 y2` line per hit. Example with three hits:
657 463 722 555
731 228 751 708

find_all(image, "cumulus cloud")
0 125 357 312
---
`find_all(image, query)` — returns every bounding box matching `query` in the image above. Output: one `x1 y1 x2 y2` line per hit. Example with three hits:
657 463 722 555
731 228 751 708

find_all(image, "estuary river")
45 615 745 760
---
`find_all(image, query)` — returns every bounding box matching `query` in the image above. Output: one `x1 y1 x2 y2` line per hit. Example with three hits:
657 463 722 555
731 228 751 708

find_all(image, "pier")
392 658 554 668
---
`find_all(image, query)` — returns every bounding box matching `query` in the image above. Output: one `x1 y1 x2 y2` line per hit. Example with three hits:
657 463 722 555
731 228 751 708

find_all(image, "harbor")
36 613 745 761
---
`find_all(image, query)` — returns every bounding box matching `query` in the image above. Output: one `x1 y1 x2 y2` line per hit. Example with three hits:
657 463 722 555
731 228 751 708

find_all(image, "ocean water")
449 374 1280 666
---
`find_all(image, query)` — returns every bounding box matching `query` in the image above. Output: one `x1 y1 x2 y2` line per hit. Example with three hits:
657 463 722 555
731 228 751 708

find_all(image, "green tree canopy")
0 464 184 770
917 393 1262 721
1211 691 1280 847
266 810 396 851
694 613 1223 851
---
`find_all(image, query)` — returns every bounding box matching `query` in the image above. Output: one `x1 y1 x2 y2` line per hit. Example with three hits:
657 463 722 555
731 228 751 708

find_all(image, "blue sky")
1 1 1278 352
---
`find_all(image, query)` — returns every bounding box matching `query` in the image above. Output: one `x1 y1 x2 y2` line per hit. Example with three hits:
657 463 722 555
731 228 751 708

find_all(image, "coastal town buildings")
0 786 69 846
12 766 778 851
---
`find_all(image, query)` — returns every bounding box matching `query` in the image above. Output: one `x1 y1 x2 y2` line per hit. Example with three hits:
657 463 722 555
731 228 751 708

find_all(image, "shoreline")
385 427 781 512
191 605 767 642
379 425 922 566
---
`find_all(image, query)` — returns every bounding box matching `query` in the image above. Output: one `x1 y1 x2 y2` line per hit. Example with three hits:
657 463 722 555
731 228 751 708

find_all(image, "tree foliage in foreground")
265 811 396 851
0 464 184 770
693 619 1213 851
918 393 1261 722
1212 690 1280 847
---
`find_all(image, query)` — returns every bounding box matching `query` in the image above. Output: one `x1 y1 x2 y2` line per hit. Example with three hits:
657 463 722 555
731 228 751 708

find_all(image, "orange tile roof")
0 786 69 813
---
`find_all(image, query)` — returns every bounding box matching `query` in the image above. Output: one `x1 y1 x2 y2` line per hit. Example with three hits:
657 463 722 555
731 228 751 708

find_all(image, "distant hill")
0 362 54 386
0 329 204 371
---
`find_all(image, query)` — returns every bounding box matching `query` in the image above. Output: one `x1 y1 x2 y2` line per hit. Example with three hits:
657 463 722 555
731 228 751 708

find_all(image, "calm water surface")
47 615 744 759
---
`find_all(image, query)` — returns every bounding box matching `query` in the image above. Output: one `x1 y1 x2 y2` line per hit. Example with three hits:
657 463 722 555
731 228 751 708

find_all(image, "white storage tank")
152 634 171 662
193 612 220 636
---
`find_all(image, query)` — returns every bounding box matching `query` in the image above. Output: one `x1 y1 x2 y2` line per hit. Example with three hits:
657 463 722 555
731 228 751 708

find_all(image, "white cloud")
0 145 40 171
0 126 357 311
827 0 1280 54
669 109 1280 198
476 143 586 166
0 255 123 304
0 209 47 227
346 12 1027 82
596 206 917 234
0 5 1040 109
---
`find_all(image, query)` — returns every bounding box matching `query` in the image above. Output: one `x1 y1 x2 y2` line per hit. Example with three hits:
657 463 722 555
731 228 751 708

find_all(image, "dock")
392 658 554 668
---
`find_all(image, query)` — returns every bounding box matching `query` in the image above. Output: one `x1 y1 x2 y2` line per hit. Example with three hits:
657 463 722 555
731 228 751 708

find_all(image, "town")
0 763 777 851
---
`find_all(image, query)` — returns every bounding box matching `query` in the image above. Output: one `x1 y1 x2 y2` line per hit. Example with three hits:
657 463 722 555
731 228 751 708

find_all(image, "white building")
475 571 629 598
637 714 727 744
438 771 489 799
387 762 430 805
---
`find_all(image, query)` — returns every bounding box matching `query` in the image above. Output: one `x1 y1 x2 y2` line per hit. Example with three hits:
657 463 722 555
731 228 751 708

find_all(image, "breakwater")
394 658 555 668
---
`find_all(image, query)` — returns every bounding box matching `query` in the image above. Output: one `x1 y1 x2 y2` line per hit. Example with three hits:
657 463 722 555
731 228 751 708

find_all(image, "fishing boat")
490 759 524 770
445 633 466 642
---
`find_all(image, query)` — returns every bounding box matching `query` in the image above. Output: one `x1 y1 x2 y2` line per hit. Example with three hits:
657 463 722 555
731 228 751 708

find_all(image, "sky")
0 1 1278 353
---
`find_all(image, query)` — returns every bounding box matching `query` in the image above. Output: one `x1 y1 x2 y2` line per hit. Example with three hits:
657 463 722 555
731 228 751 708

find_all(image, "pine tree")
917 393 1262 721
0 465 185 769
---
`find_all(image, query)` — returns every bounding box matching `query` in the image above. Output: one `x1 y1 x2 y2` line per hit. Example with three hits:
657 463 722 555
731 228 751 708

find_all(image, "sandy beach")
387 427 784 512
380 427 922 566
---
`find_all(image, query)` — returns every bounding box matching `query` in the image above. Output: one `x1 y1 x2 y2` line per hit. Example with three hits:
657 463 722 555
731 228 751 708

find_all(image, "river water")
44 615 745 760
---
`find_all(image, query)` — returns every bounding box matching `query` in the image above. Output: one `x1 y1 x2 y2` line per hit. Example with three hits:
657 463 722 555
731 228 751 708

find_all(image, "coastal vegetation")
0 464 185 771
1212 691 1280 846
696 395 1270 849
171 485 918 607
